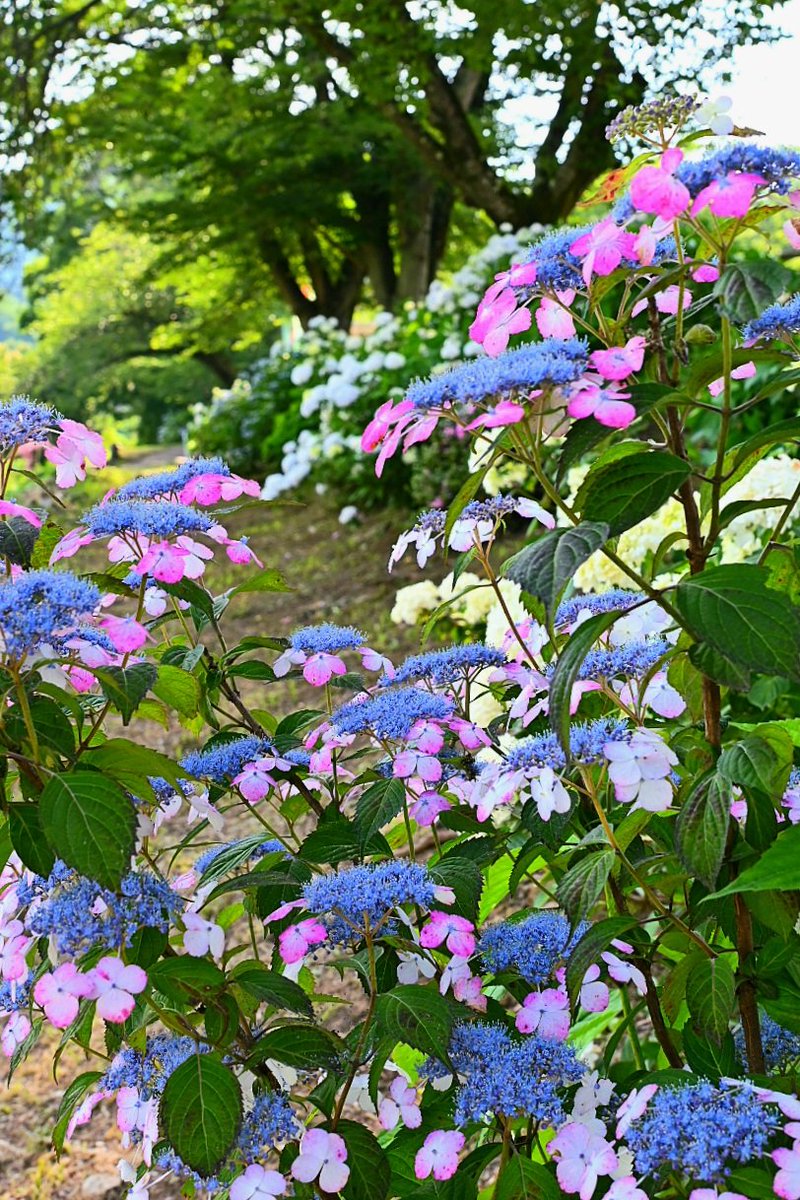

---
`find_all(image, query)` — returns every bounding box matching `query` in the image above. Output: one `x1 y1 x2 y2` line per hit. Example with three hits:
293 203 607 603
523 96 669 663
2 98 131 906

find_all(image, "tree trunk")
396 173 454 301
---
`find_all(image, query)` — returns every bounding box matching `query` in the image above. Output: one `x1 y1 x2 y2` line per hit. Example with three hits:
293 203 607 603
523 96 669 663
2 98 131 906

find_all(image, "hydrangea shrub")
4 97 800 1200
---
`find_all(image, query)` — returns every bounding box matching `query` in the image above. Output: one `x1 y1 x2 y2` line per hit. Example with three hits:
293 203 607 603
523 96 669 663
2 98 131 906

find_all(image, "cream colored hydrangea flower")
390 581 440 625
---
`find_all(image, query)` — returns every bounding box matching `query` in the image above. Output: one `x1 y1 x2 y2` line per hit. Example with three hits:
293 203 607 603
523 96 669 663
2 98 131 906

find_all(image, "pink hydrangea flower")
99 614 149 654
692 262 720 283
291 1128 350 1193
773 1147 800 1200
707 361 756 396
570 220 637 286
419 912 475 957
550 1122 618 1200
409 790 451 826
414 1130 465 1182
226 537 263 567
629 148 690 220
467 399 526 430
601 946 647 996
604 730 677 812
536 292 576 338
45 420 107 487
183 912 225 959
590 337 646 382
179 473 260 506
631 285 692 317
692 171 765 219
690 1190 747 1200
279 918 327 964
230 1164 287 1199
576 963 610 1012
516 987 570 1039
34 963 95 1028
0 500 42 527
567 383 636 430
1 1011 30 1057
137 541 192 584
0 921 31 983
303 652 348 686
393 748 443 783
379 1076 422 1130
608 1179 648 1200
615 1083 659 1137
469 288 532 356
87 956 148 1023
232 758 280 803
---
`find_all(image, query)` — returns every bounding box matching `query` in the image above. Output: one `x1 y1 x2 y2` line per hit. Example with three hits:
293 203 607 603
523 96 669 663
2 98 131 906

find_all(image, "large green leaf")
84 738 189 798
160 1054 242 1177
376 986 455 1060
718 728 794 796
686 957 736 1041
95 663 158 724
229 567 291 597
338 1120 392 1200
674 772 732 888
228 963 312 1016
504 523 609 618
675 565 800 680
428 857 483 923
8 804 56 877
39 770 136 889
714 260 794 323
495 1157 561 1200
249 1023 344 1071
354 778 406 841
575 450 691 536
153 664 201 717
709 824 800 897
556 850 615 924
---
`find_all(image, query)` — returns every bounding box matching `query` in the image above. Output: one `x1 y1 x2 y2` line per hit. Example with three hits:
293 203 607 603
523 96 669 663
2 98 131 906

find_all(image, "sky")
726 0 800 142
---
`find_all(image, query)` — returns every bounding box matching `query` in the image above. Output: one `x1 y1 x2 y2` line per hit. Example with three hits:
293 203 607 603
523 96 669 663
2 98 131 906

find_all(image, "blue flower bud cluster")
331 687 454 739
236 1089 299 1157
101 1034 208 1099
385 643 506 687
22 862 184 956
478 911 587 983
505 717 629 772
83 499 213 538
182 736 274 782
303 861 437 943
624 1080 777 1183
288 623 365 653
735 1013 800 1073
742 294 800 344
448 1021 584 1126
524 228 589 292
556 589 641 626
116 457 230 500
675 144 800 196
0 570 101 657
406 340 588 412
570 637 670 682
0 396 59 453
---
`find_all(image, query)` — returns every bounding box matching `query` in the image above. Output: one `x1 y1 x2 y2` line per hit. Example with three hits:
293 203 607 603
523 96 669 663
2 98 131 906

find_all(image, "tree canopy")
2 0 781 332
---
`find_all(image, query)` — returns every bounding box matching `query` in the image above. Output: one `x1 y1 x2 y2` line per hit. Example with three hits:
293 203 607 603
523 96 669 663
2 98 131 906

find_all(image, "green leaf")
0 516 40 566
428 857 483 923
556 850 615 924
675 565 800 681
354 778 406 841
556 383 675 483
565 916 637 1006
5 696 75 762
8 805 56 877
338 1119 392 1200
681 1026 737 1079
52 1069 104 1155
30 520 64 569
95 663 158 724
504 523 610 618
160 1054 242 1177
152 664 201 717
299 820 391 865
39 770 136 889
686 957 736 1040
549 609 622 751
688 643 752 691
376 986 455 1061
726 1167 779 1200
249 1022 344 1070
714 260 794 323
84 739 189 798
709 824 800 897
229 567 291 597
149 959 226 1003
674 772 732 888
495 1156 561 1200
229 963 312 1016
718 728 794 796
575 450 691 536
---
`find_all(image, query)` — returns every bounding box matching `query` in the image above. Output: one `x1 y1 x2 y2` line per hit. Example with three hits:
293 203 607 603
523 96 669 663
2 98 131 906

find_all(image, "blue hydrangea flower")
236 1090 298 1157
567 638 670 682
505 717 629 772
83 499 213 539
741 294 800 344
22 862 183 956
0 396 60 453
303 861 437 942
0 570 101 657
101 1035 208 1099
448 1020 584 1126
625 1080 777 1183
406 339 588 412
524 227 591 291
331 687 454 739
0 979 31 1013
675 144 800 197
479 912 587 983
182 736 274 782
385 643 506 687
735 1014 800 1073
116 457 230 501
289 623 365 653
556 590 642 626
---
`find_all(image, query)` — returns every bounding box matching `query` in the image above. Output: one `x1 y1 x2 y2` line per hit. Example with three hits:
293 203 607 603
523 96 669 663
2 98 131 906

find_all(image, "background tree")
2 0 782 332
